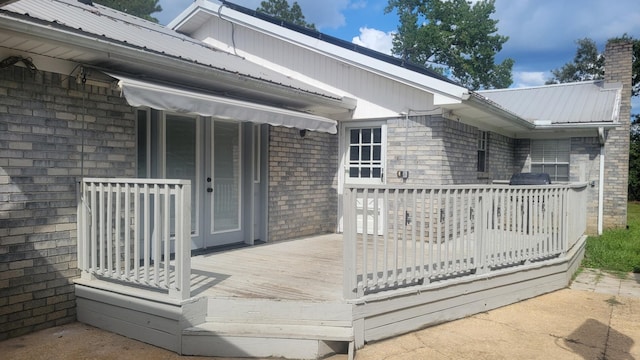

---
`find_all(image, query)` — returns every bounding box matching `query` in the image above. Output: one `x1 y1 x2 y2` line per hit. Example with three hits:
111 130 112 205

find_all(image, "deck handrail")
343 183 587 299
77 178 192 300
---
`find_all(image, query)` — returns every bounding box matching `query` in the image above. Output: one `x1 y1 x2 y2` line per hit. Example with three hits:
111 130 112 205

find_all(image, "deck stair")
181 297 354 359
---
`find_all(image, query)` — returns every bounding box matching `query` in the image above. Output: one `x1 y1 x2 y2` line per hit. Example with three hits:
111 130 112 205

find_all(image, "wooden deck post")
343 187 357 299
173 182 192 300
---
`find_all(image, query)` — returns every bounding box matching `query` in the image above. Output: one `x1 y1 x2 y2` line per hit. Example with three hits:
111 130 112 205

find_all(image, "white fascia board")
532 122 619 130
166 0 207 30
173 1 468 104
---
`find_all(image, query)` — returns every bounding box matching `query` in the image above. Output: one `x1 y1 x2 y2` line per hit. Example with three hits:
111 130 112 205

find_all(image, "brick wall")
603 40 633 229
487 132 517 182
0 66 136 339
267 126 338 241
570 137 601 233
386 115 513 185
514 137 604 235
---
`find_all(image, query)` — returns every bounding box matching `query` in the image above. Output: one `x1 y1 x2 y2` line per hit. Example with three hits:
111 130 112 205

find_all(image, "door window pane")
213 121 241 232
165 114 198 232
137 109 148 178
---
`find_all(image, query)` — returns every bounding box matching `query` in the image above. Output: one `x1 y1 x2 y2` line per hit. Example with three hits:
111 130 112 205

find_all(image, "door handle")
207 188 213 193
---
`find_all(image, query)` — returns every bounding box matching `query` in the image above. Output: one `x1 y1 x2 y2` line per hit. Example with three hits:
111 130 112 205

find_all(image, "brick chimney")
603 40 633 229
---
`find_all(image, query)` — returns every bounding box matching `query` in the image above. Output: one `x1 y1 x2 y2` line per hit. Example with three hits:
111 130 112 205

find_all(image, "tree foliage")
385 0 513 90
93 0 162 23
545 38 605 85
546 36 639 98
257 0 316 30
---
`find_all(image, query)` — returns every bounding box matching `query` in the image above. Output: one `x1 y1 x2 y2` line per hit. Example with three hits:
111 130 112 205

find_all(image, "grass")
581 202 640 273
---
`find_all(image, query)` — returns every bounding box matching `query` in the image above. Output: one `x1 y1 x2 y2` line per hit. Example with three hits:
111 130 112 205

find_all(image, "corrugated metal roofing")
0 0 342 100
478 80 622 123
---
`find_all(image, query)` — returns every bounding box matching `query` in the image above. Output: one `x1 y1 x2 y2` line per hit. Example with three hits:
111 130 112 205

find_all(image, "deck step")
184 322 353 341
206 298 353 326
182 322 353 359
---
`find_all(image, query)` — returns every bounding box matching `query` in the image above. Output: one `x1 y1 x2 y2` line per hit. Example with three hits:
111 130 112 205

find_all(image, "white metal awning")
109 74 338 134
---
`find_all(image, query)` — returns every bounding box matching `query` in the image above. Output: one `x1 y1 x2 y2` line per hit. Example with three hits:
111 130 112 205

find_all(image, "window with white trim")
347 126 385 183
477 130 487 173
530 139 570 182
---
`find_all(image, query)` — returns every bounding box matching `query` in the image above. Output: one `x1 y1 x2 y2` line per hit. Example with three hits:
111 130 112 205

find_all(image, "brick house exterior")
0 67 136 339
0 0 633 343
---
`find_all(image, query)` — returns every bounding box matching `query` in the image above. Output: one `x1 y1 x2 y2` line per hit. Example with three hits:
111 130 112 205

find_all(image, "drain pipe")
598 127 606 235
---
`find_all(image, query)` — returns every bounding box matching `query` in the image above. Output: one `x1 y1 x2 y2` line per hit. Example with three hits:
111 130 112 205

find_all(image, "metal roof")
477 80 622 124
0 0 349 108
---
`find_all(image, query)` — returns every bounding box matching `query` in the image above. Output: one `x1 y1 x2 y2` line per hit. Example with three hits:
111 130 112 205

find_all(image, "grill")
509 172 552 185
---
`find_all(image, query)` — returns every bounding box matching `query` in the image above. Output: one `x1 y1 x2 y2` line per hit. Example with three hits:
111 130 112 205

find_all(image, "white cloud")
495 0 640 54
349 0 368 10
512 71 549 88
352 27 394 55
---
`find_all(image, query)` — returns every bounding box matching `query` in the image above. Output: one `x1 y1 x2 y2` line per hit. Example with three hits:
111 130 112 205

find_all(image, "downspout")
598 127 606 235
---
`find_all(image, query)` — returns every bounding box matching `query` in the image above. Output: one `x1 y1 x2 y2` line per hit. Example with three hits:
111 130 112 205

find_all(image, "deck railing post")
172 182 191 300
343 187 357 300
475 189 486 274
76 180 85 274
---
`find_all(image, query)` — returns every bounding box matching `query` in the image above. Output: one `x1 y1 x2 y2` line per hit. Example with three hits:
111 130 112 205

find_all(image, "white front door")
162 115 260 251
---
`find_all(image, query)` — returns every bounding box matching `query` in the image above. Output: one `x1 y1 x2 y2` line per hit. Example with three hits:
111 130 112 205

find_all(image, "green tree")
93 0 162 23
545 38 605 84
546 36 639 97
385 0 513 90
257 0 316 30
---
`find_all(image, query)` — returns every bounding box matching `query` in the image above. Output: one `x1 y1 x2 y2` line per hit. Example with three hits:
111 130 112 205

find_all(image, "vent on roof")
78 0 93 5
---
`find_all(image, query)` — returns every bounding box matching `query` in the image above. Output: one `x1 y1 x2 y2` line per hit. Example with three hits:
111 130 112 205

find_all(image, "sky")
156 0 640 112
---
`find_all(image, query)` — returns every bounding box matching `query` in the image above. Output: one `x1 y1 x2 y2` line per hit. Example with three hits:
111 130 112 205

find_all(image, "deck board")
191 234 344 302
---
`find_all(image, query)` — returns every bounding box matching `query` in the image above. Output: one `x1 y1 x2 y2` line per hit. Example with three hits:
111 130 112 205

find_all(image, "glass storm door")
162 116 254 250
204 120 245 247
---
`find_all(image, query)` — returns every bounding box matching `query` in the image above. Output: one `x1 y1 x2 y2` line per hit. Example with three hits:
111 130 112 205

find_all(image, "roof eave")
464 92 535 130
0 10 354 116
171 2 469 102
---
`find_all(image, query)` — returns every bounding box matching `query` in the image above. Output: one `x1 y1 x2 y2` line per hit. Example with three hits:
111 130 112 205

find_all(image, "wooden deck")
191 233 344 302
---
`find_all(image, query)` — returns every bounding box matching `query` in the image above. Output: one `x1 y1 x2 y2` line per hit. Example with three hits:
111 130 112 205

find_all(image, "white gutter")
598 127 606 235
533 122 619 130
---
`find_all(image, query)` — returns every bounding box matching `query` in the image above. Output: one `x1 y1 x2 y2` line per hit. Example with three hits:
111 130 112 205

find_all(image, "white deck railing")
77 178 192 300
343 183 587 299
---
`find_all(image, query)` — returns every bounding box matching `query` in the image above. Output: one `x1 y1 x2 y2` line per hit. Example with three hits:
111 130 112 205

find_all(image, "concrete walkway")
356 268 640 360
1 269 639 360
